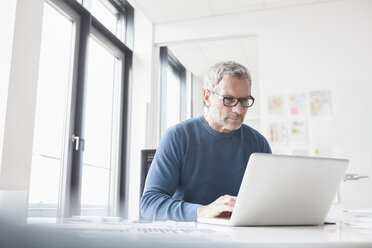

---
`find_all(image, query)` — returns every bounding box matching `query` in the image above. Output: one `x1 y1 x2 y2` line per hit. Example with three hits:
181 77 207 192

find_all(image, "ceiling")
129 0 337 24
129 0 339 80
168 37 259 81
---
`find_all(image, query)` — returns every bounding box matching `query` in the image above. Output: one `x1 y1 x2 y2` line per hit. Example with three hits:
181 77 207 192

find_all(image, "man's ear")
203 89 210 107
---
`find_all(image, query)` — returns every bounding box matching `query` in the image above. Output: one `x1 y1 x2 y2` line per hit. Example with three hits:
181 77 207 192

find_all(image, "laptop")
197 153 348 226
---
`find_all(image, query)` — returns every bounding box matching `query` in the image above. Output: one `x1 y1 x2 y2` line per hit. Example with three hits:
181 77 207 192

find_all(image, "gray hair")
204 61 252 91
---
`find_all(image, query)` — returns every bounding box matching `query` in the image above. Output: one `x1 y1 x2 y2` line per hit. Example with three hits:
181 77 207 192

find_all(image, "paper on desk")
343 208 372 230
344 208 372 214
343 208 372 221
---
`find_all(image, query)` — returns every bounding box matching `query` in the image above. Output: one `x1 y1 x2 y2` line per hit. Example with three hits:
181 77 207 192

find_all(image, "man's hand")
197 195 236 218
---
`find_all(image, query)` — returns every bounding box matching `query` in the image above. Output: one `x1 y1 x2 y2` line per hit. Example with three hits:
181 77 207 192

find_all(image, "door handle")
71 134 80 151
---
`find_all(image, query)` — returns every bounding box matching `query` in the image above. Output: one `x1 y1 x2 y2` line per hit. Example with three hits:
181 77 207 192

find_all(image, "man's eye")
225 97 235 103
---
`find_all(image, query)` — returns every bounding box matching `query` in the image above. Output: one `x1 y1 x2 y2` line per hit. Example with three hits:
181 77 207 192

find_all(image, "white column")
0 0 44 194
0 0 17 173
127 2 155 219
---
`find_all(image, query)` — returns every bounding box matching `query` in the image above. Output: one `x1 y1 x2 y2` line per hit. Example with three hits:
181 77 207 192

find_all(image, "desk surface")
1 220 372 248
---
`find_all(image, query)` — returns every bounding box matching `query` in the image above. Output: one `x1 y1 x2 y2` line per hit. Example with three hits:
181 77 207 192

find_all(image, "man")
141 61 271 221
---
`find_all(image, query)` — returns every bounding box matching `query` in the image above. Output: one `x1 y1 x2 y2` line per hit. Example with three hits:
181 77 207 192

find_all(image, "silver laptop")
197 153 348 226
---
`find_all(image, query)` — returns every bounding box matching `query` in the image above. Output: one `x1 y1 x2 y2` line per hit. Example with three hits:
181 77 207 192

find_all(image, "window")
28 0 133 219
165 65 181 128
159 47 187 137
81 0 128 43
91 0 123 38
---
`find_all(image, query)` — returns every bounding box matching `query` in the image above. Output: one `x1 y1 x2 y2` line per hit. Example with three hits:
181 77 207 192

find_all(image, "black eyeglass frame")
209 90 255 108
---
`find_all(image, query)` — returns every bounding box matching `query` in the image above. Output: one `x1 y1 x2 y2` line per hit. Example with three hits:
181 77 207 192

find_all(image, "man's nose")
232 101 244 114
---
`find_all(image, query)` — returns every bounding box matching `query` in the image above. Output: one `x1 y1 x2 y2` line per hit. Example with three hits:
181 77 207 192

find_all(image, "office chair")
140 149 156 198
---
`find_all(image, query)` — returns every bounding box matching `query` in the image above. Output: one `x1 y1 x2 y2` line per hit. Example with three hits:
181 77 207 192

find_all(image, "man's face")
204 76 251 133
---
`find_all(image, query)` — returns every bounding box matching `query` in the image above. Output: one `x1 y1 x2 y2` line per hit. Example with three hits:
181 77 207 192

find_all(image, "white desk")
1 220 372 248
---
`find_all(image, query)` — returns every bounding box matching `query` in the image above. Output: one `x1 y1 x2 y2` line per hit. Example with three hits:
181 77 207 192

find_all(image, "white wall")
127 0 155 219
192 77 204 117
146 46 160 148
153 0 372 209
0 0 44 192
255 0 372 209
0 0 17 171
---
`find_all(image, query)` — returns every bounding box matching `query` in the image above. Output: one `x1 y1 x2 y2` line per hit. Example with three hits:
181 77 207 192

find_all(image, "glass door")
28 0 132 220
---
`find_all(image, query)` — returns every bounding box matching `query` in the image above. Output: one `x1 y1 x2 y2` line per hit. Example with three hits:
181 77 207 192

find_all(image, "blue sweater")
141 116 271 221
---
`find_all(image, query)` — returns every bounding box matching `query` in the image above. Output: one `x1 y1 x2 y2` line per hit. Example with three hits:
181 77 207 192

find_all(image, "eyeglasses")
209 90 255 108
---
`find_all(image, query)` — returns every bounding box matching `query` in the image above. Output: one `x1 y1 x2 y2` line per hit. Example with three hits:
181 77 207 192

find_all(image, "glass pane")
28 3 74 218
165 67 180 128
28 156 61 217
81 166 110 216
91 0 119 36
80 37 122 216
